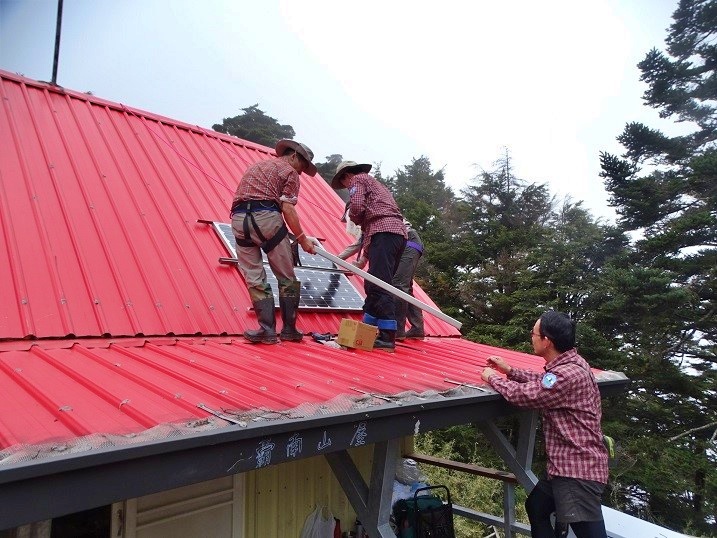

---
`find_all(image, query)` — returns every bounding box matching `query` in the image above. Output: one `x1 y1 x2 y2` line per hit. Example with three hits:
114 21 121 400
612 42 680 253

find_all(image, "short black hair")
539 311 576 352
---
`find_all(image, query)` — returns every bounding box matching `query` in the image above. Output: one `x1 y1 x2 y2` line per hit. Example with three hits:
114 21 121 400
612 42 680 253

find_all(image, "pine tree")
599 1 717 532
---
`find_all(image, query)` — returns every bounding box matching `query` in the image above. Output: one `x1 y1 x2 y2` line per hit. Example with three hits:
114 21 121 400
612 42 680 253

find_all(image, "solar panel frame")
210 222 365 311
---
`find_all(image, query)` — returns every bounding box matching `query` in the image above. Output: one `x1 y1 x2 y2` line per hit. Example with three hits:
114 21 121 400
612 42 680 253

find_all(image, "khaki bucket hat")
275 139 317 176
330 161 372 189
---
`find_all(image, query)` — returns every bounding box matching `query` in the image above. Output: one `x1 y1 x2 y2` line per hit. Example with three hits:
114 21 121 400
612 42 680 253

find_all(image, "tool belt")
231 200 287 254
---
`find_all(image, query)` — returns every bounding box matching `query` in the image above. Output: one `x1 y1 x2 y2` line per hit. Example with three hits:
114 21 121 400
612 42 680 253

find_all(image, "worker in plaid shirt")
331 161 406 350
481 311 609 538
231 139 319 344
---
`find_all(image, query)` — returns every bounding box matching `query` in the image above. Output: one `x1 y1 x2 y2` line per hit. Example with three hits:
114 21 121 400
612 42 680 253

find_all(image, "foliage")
314 154 344 185
415 428 529 538
212 104 295 147
597 0 717 532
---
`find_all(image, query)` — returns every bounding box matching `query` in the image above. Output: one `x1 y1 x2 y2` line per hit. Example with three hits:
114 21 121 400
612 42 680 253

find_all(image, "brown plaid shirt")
347 173 406 251
488 349 609 483
232 157 300 206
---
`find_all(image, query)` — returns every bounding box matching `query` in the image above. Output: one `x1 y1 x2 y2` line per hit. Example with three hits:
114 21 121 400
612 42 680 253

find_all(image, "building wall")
110 444 380 537
112 474 244 538
244 444 374 538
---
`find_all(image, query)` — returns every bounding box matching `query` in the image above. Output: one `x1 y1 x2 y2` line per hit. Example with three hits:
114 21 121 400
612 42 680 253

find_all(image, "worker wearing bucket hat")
230 139 320 344
331 161 407 350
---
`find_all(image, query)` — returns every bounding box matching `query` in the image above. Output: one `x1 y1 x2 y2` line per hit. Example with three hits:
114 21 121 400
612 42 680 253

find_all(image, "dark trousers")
526 480 607 538
392 245 424 334
363 232 405 321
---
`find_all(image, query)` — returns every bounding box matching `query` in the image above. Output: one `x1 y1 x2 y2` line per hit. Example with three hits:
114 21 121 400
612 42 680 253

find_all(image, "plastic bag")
300 505 336 538
395 458 427 485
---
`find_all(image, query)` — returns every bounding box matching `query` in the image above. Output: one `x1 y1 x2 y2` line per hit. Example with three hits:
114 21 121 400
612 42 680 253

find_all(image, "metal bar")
478 421 539 491
51 0 64 85
196 403 246 426
516 411 538 471
366 439 400 538
325 450 369 516
451 505 531 536
444 378 489 393
350 387 393 402
404 452 518 483
314 247 462 329
503 482 515 538
218 256 351 275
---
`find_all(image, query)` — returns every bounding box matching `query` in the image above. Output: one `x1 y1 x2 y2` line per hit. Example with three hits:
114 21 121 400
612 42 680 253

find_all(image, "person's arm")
488 366 577 409
337 238 361 260
282 201 317 254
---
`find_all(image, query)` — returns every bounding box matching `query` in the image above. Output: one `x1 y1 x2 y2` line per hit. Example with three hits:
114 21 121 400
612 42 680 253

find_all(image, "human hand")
300 235 319 255
481 367 498 382
355 257 367 269
486 355 512 374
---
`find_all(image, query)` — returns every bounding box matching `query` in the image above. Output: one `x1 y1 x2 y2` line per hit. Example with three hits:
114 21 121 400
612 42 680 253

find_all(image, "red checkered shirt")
347 173 406 250
488 349 608 483
232 157 300 206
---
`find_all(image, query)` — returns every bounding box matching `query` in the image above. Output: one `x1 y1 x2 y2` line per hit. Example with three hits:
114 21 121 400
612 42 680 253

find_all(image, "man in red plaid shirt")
231 139 319 344
481 311 608 538
331 161 407 349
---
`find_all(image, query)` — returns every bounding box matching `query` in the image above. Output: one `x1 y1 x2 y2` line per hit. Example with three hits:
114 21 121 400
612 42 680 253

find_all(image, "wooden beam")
403 452 518 484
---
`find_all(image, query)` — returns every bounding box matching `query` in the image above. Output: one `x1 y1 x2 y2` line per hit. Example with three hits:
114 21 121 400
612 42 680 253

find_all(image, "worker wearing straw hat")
331 161 406 349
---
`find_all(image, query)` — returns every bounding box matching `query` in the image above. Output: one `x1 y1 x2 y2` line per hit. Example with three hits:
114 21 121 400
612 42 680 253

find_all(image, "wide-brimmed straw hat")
275 139 317 176
330 161 372 189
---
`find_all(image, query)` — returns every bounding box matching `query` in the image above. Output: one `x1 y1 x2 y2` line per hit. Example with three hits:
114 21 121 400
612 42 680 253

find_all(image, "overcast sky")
1 0 680 221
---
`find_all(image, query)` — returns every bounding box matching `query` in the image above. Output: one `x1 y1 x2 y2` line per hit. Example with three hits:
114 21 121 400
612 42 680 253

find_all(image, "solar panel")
210 222 364 311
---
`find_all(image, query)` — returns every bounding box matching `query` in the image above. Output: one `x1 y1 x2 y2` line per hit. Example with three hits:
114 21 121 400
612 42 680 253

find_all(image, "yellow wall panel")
244 445 374 538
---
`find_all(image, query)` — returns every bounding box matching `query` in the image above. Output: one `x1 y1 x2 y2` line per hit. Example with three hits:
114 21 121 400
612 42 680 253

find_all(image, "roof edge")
0 68 272 155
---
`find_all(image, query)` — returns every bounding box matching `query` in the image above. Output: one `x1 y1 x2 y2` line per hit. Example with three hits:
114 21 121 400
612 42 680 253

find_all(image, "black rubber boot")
279 295 303 342
374 329 396 350
244 298 278 344
405 327 425 340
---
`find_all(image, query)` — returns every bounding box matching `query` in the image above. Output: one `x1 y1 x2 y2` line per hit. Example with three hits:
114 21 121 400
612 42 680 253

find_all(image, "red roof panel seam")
18 83 79 334
60 93 137 332
174 341 337 401
83 102 147 332
146 121 235 326
72 345 202 417
36 86 111 332
30 346 157 428
144 342 304 407
109 109 189 331
100 107 174 330
0 82 34 336
123 111 208 329
109 344 252 409
0 352 88 436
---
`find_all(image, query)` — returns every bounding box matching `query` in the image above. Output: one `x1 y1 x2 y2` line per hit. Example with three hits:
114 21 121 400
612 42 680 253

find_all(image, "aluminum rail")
314 247 462 330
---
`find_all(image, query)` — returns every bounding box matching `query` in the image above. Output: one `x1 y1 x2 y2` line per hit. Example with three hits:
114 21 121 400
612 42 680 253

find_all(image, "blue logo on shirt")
541 372 557 389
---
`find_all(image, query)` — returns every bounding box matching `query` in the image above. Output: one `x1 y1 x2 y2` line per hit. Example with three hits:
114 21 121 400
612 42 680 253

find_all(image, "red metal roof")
0 336 548 452
0 70 556 457
0 70 459 341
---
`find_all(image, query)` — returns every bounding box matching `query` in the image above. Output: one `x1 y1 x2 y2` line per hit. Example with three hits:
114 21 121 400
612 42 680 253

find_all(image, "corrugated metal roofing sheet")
0 336 547 453
0 70 459 341
0 70 570 460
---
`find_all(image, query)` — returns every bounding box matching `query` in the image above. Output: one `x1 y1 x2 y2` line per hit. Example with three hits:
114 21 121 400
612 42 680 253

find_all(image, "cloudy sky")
1 0 680 220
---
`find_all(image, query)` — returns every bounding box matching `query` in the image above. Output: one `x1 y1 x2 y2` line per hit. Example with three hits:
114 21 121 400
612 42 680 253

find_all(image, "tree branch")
668 421 717 442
